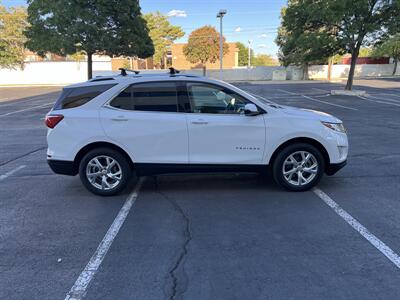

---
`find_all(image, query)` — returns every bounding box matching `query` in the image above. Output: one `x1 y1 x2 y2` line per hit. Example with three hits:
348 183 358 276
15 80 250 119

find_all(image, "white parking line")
65 178 145 300
314 188 400 269
0 95 50 107
312 88 330 93
0 102 53 117
0 165 26 181
246 92 278 105
366 95 400 103
357 96 400 107
302 95 358 111
277 89 297 95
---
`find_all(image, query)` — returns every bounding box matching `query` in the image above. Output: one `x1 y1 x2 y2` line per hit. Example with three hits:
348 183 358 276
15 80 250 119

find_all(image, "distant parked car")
45 69 348 196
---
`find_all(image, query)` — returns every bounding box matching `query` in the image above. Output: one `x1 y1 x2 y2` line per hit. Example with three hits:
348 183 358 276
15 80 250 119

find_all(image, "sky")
3 0 287 57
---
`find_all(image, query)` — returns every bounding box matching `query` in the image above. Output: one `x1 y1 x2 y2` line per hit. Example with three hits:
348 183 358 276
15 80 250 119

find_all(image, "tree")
372 34 400 75
253 54 279 66
143 12 184 69
25 0 154 79
323 0 397 90
236 42 254 67
276 0 398 89
0 5 27 69
183 26 229 75
276 5 339 79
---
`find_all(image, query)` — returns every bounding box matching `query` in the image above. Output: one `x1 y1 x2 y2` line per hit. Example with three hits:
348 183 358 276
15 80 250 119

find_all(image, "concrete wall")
308 64 400 80
0 61 112 85
0 61 398 85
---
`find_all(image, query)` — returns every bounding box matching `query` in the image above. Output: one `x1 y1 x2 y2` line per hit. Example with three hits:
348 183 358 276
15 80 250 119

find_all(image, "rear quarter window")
54 84 116 110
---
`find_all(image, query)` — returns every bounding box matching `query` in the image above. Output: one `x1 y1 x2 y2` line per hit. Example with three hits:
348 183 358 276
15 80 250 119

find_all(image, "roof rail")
90 77 116 82
169 67 180 75
119 68 140 76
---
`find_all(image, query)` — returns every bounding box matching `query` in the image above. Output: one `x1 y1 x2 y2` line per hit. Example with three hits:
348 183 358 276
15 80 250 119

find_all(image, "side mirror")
244 103 259 116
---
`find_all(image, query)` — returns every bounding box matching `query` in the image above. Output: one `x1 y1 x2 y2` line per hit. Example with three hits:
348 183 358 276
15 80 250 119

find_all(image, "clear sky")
3 0 287 57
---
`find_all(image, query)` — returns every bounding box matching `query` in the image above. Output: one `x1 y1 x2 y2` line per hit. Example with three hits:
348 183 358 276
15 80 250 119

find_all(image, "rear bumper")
47 159 77 176
326 160 347 176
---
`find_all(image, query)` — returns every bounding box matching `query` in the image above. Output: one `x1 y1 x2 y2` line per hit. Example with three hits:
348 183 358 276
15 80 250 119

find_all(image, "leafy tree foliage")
143 12 184 68
0 5 27 69
236 42 254 66
276 0 399 89
183 25 228 75
253 54 279 66
25 0 154 79
373 34 400 75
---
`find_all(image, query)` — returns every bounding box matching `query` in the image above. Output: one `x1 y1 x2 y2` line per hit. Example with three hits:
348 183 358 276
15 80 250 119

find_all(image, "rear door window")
110 82 179 112
54 84 116 110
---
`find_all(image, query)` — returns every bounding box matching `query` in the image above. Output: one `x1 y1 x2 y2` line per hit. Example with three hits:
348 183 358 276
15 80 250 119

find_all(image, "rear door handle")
191 121 208 125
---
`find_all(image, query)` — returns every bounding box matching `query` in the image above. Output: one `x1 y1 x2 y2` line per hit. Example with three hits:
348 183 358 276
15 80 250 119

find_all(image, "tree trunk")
303 63 309 80
345 46 361 90
202 65 206 76
87 52 93 80
393 58 398 76
327 57 332 81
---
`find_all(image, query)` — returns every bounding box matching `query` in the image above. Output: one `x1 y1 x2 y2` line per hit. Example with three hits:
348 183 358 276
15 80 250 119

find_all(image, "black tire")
79 147 132 196
272 143 325 191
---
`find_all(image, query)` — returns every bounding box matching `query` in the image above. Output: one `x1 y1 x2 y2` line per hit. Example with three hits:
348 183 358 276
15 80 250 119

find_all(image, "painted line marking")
0 102 53 117
366 95 400 104
0 95 50 107
65 178 145 300
0 165 26 181
314 188 400 269
302 95 358 111
277 89 298 95
357 96 400 107
312 87 330 93
246 92 278 105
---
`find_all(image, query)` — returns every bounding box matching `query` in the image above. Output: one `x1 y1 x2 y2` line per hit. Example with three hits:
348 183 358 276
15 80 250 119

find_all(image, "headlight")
321 121 346 133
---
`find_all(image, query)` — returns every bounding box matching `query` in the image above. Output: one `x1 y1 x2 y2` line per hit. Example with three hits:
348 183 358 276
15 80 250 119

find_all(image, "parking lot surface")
1 78 400 299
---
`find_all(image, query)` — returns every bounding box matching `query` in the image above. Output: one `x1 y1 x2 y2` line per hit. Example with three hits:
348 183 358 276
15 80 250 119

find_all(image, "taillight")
45 114 64 128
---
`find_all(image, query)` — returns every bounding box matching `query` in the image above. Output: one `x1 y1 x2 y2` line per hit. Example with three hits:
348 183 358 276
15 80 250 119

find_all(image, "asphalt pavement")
0 78 399 300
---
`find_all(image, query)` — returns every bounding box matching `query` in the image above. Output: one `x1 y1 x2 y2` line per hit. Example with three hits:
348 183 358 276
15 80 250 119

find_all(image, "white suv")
45 70 348 196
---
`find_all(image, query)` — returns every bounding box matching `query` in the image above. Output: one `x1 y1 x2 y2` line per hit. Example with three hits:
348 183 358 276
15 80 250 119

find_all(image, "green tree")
0 4 27 69
276 5 339 79
253 54 279 67
183 25 229 76
358 47 373 57
276 0 398 89
143 12 184 69
372 34 400 75
25 0 154 79
236 42 254 67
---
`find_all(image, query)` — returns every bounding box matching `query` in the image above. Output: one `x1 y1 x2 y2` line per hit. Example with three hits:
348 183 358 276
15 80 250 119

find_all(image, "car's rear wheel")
79 148 132 196
272 143 325 191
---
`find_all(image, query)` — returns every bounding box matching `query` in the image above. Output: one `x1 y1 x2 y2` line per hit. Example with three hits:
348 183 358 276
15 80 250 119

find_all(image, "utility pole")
248 40 252 68
217 9 227 78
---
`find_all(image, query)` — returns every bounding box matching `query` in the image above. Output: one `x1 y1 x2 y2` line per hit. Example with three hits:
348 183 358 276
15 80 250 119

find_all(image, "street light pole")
216 9 227 78
248 40 252 68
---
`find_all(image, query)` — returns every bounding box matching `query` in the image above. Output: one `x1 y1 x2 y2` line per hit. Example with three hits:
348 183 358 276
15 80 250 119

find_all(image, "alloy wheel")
282 151 318 186
86 155 122 190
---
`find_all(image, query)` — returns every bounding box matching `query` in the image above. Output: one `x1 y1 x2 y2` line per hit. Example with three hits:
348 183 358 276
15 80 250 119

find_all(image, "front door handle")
111 117 128 121
191 121 208 125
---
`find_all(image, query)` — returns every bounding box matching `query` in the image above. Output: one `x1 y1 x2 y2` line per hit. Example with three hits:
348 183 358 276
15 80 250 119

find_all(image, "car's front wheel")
79 148 132 196
272 143 325 191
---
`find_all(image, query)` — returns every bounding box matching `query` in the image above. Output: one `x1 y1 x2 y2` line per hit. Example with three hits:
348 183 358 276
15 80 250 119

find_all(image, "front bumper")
325 160 347 176
48 159 77 176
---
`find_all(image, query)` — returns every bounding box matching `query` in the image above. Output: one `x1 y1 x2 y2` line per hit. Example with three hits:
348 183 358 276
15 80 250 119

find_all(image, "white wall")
0 61 398 85
0 61 112 85
308 64 400 80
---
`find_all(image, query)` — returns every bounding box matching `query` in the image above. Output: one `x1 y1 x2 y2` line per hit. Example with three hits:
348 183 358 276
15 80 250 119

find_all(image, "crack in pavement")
0 146 46 167
153 177 193 300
